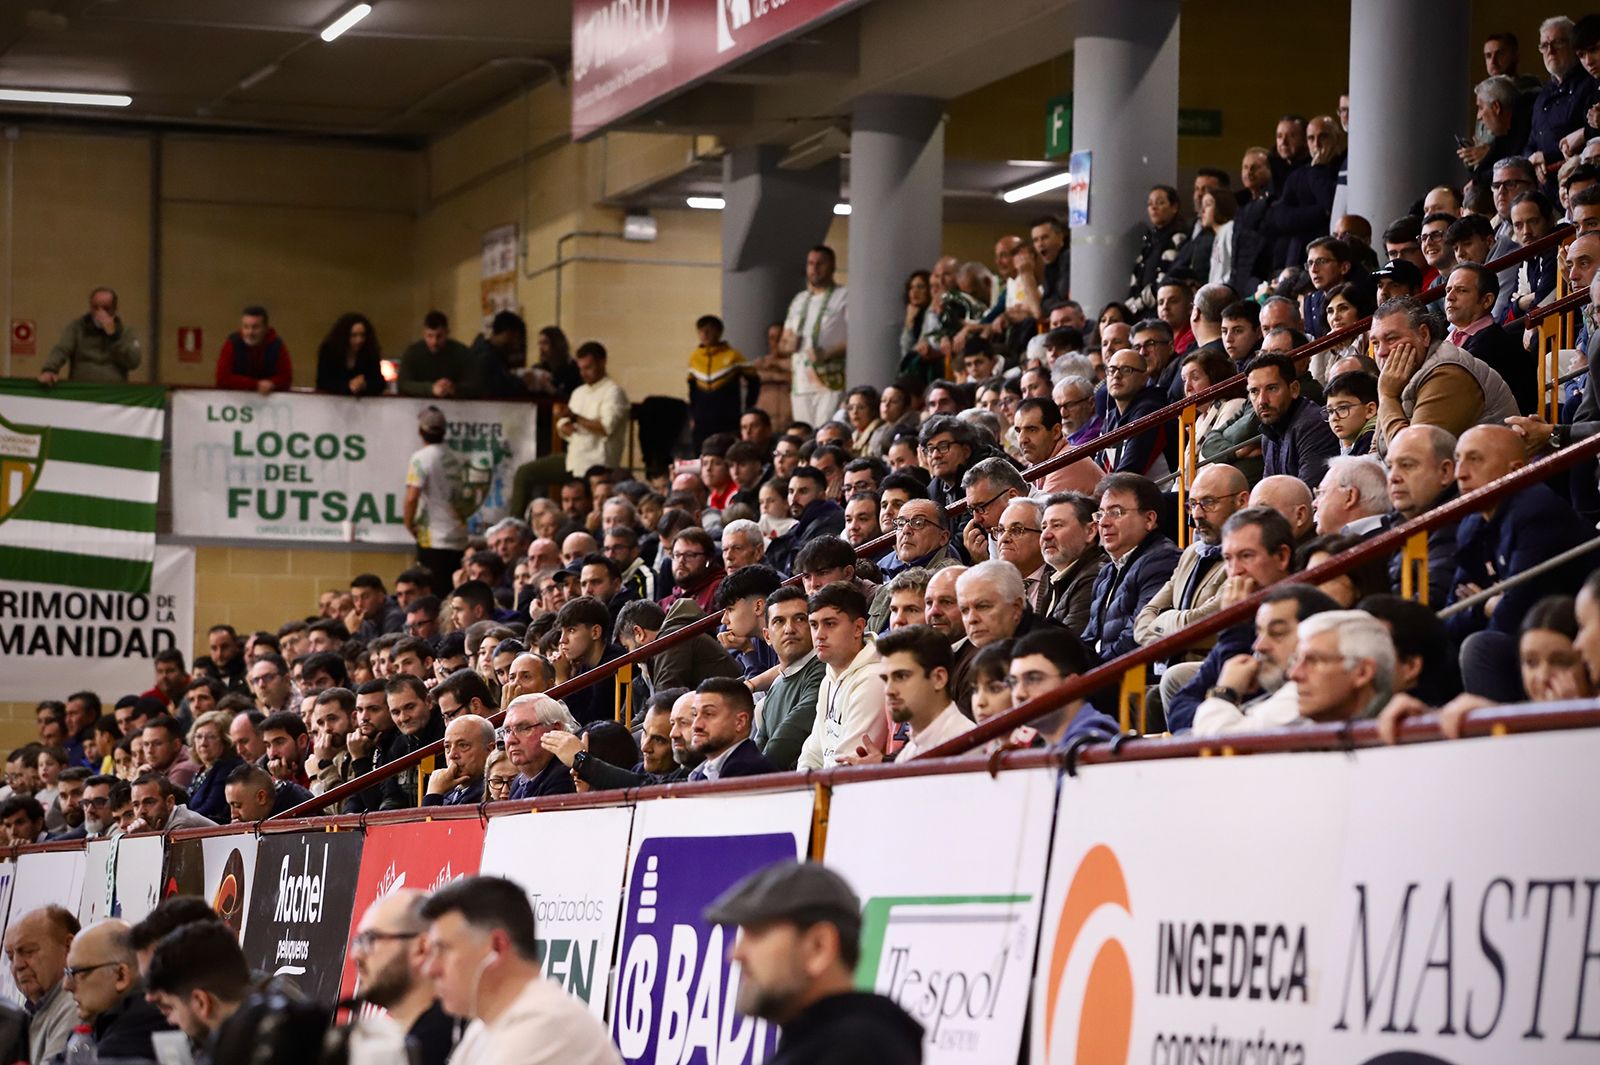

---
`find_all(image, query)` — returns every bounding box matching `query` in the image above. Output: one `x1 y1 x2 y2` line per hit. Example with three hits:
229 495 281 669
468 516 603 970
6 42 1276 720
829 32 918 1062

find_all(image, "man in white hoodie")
798 583 889 769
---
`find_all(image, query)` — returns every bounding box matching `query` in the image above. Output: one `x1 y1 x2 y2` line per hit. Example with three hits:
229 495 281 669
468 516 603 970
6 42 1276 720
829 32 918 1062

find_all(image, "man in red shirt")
214 304 292 393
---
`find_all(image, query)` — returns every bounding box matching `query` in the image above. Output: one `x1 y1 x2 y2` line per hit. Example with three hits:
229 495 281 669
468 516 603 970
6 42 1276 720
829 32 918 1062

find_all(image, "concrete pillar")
1347 0 1468 230
720 145 840 366
1069 0 1180 318
847 94 944 391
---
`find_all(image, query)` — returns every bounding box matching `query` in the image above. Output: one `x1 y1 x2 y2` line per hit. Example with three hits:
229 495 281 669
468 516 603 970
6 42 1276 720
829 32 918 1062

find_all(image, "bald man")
423 714 494 806
351 890 455 1065
1248 475 1315 544
1134 464 1251 649
65 919 172 1061
5 906 77 1062
1446 426 1589 651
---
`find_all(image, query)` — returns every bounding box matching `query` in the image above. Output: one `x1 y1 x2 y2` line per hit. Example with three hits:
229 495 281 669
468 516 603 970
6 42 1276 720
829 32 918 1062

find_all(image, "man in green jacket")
397 310 486 398
39 287 141 384
752 586 825 771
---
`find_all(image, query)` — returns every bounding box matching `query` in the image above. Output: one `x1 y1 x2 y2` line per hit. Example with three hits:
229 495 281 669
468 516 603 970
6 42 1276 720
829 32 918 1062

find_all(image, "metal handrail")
920 429 1600 758
270 224 1578 819
103 700 1600 843
1526 286 1587 326
1157 434 1262 488
1437 534 1600 617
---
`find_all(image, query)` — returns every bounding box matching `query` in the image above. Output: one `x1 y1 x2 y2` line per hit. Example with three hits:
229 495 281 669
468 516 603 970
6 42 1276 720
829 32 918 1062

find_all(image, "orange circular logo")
1043 844 1134 1064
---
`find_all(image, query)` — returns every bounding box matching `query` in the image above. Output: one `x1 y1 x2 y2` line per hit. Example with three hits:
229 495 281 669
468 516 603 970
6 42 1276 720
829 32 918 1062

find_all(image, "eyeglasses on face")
892 517 941 532
351 930 420 952
1105 365 1146 379
1184 497 1227 513
994 524 1042 541
923 440 961 457
1093 506 1146 521
1324 403 1362 419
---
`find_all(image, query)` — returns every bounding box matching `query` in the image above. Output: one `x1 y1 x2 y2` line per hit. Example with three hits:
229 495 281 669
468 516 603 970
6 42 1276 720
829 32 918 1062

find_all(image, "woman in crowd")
314 313 385 396
845 385 883 456
185 710 246 824
1294 534 1393 608
900 269 943 380
531 326 582 399
485 749 518 802
1312 281 1375 383
1187 347 1262 484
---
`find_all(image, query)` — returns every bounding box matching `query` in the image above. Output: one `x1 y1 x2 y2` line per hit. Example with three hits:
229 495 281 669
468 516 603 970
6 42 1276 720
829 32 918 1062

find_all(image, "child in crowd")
1322 370 1378 456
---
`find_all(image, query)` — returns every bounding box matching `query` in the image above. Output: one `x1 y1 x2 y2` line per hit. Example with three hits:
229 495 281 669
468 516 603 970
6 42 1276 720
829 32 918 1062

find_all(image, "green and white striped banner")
0 381 165 593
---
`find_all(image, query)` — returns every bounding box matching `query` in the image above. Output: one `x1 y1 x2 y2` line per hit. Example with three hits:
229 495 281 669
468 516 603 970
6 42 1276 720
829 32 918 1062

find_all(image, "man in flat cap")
704 861 922 1064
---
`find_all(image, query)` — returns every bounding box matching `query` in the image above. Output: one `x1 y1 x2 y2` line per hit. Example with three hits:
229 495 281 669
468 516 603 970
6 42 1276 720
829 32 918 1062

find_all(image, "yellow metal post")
614 663 634 725
1117 663 1146 733
1399 531 1429 604
1176 405 1197 549
810 783 831 860
1539 315 1558 424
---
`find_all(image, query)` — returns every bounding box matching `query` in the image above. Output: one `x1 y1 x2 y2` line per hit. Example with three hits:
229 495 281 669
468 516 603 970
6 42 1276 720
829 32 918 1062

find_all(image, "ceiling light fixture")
833 203 851 216
1001 170 1072 204
685 196 725 210
0 89 131 108
320 3 373 43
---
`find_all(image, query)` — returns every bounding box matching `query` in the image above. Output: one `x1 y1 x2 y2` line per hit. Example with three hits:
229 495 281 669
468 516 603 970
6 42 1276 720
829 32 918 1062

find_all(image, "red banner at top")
570 0 861 140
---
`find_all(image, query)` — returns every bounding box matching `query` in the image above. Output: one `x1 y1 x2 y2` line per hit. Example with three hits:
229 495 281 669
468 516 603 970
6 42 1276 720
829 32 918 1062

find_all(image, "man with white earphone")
420 876 619 1065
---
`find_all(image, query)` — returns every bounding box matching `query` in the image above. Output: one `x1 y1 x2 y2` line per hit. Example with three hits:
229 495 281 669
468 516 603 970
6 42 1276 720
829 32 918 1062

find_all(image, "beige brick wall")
192 543 415 648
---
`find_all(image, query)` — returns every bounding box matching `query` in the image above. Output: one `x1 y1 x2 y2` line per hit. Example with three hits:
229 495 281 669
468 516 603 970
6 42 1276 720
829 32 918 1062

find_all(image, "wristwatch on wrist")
571 751 590 776
1205 685 1243 706
1551 424 1571 449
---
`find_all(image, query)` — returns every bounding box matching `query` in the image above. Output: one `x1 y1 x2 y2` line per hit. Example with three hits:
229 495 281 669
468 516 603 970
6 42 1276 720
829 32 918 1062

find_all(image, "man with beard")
350 889 456 1065
708 862 922 1064
1247 352 1340 486
77 776 128 839
341 680 403 815
554 689 687 790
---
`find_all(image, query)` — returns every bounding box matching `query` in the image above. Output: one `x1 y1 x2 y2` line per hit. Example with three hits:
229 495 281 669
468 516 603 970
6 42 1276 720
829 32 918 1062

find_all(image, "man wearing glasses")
880 499 959 579
1099 348 1172 481
349 890 455 1065
1301 237 1354 340
63 918 172 1062
959 457 1028 564
1081 473 1180 664
246 653 298 716
1134 464 1249 660
1527 17 1591 191
995 498 1049 614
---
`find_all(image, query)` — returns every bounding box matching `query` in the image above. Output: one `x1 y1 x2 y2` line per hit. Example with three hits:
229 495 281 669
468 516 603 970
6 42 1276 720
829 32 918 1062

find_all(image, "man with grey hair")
501 694 578 799
1288 611 1395 723
995 497 1049 613
1130 318 1181 398
960 455 1029 563
955 560 1029 648
423 714 495 806
1257 295 1304 335
958 407 1005 445
1055 374 1100 446
486 517 533 575
1372 296 1517 453
1527 16 1585 190
720 518 765 572
1460 75 1526 178
1313 456 1390 535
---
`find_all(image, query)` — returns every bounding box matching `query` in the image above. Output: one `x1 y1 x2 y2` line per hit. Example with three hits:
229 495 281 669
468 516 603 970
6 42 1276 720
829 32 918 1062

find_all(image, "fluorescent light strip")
833 203 851 216
1001 171 1073 204
686 196 726 210
321 3 373 43
0 89 131 108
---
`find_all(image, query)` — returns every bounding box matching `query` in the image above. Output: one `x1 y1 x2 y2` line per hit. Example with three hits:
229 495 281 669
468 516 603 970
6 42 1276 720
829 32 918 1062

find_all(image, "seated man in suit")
687 678 775 781
422 714 493 806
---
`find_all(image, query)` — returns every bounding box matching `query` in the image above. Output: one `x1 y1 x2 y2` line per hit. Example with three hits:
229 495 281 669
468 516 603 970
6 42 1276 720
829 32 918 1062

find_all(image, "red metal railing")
271 224 1578 819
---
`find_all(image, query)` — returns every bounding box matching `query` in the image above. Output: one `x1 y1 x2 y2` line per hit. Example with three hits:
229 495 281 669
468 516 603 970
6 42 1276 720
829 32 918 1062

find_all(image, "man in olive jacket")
615 597 743 726
39 287 141 384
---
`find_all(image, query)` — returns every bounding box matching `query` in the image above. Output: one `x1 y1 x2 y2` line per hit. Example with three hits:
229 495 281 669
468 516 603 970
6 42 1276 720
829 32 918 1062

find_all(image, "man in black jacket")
769 466 845 575
709 862 922 1065
1248 352 1341 486
686 678 775 781
66 919 174 1062
1445 262 1535 414
1381 425 1463 606
379 675 445 810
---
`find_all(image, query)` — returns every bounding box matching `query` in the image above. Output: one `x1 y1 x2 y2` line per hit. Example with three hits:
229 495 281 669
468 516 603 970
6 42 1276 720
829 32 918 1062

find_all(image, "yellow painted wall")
192 543 414 648
0 130 420 387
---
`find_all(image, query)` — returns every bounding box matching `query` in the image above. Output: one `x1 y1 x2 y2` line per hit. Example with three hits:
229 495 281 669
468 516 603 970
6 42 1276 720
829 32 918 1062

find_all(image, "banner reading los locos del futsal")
170 390 538 543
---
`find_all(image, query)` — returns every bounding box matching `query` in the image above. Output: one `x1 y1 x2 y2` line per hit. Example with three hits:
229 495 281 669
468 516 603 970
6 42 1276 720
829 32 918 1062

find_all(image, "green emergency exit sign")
1045 95 1223 157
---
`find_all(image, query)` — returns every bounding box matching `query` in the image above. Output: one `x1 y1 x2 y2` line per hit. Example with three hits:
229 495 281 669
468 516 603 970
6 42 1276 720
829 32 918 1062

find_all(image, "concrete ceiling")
0 0 569 142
